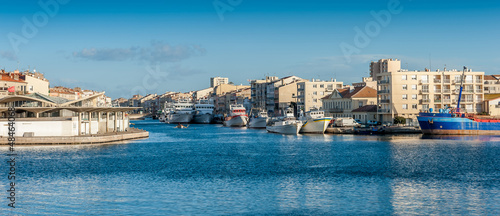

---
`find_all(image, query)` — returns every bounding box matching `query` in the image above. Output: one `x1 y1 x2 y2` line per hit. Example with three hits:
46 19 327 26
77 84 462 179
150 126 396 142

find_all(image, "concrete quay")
0 128 149 145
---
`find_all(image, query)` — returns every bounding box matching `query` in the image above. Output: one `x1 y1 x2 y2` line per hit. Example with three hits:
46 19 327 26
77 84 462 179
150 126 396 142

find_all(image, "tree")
393 116 406 125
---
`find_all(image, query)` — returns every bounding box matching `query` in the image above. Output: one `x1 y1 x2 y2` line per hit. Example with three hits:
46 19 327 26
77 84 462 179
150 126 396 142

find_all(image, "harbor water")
2 120 500 215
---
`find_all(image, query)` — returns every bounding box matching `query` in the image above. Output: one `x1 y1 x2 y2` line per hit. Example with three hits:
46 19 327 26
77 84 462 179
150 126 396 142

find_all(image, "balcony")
444 79 451 83
434 89 442 93
476 89 483 93
443 89 451 93
420 89 429 94
434 79 441 83
421 99 430 103
378 109 391 113
378 80 390 84
476 79 483 83
463 99 473 103
495 105 500 108
377 89 390 94
420 80 429 84
465 80 473 83
379 99 390 104
464 89 474 93
443 99 451 103
434 99 442 103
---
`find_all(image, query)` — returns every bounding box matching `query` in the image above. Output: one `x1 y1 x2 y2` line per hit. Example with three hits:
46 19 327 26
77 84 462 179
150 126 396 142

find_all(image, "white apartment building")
297 79 343 112
372 59 484 125
210 77 229 87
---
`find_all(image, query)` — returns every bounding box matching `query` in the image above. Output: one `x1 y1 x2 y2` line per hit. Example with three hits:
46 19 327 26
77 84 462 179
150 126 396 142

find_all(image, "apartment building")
372 59 484 125
250 76 278 110
297 79 343 112
210 77 229 87
265 76 304 114
322 86 377 118
483 75 500 94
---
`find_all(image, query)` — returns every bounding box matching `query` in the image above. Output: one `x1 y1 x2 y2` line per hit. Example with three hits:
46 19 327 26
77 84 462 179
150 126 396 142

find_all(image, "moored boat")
223 104 249 127
298 110 332 134
193 99 214 124
266 108 302 135
164 99 194 124
248 111 268 128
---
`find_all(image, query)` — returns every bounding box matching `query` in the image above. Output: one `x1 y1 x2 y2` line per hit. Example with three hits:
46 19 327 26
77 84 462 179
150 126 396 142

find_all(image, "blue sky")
1 0 499 98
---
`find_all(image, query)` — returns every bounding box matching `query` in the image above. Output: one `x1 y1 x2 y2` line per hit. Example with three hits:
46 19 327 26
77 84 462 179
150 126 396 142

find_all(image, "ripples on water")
2 120 500 215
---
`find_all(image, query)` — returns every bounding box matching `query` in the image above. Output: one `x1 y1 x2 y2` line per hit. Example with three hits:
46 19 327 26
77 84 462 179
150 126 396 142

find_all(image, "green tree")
393 116 406 125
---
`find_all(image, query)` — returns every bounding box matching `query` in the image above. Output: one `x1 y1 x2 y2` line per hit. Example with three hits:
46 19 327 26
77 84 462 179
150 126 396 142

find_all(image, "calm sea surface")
2 120 500 215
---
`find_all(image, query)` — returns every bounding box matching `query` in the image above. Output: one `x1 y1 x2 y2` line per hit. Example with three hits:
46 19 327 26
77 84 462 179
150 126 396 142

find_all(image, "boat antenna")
456 66 466 112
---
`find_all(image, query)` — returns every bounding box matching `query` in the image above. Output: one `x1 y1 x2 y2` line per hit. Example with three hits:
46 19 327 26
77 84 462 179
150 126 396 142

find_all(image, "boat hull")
299 117 332 134
267 122 303 135
224 115 248 127
166 113 193 124
248 117 268 128
417 113 500 135
193 113 213 124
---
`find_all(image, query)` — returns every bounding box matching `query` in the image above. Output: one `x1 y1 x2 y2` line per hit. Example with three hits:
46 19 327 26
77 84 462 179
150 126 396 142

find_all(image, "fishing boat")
223 104 249 127
298 110 332 133
193 99 214 124
417 66 499 135
266 108 303 135
248 111 268 128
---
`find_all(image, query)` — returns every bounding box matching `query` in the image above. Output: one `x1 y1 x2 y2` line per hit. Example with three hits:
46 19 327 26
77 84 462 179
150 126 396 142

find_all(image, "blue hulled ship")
417 66 500 135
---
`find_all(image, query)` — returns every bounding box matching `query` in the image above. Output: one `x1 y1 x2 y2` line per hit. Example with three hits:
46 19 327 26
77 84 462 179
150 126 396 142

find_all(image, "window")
320 84 324 88
412 104 418 109
29 86 34 91
412 85 417 90
313 91 317 95
402 94 407 100
412 94 417 100
313 84 317 88
402 75 407 80
411 75 417 80
359 102 363 107
313 99 317 102
402 85 407 90
320 91 324 95
402 104 408 110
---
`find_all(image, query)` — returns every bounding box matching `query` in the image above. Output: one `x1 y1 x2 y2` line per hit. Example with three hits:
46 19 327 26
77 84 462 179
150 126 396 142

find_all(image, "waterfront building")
352 77 377 89
297 79 343 112
0 92 138 136
351 105 378 124
210 77 229 87
483 94 500 116
0 73 27 97
322 86 377 118
193 87 214 100
264 76 304 115
372 58 485 125
483 75 500 94
216 87 251 114
250 76 278 111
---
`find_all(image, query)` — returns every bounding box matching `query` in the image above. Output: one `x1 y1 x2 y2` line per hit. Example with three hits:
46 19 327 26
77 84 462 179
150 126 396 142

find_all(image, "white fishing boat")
164 99 194 124
298 110 332 134
248 111 268 128
158 111 166 122
193 99 214 124
223 104 248 127
266 108 302 135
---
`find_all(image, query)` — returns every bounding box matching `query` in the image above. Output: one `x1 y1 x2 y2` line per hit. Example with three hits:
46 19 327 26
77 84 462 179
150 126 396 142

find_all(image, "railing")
434 89 442 93
443 99 451 103
434 79 441 83
465 80 473 83
444 79 451 83
379 99 390 103
465 89 474 93
377 90 390 94
476 79 483 83
463 99 473 103
434 99 442 103
421 89 429 93
495 105 500 108
476 89 483 93
378 109 390 113
420 80 429 84
378 80 390 84
443 89 451 93
422 99 430 103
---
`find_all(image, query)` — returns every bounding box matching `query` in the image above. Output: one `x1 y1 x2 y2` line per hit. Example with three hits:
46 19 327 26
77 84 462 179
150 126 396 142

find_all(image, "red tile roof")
342 86 377 98
1 74 26 83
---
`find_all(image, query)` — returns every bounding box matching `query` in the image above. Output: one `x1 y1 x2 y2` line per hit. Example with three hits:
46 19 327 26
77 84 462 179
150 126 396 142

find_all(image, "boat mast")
456 66 466 113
